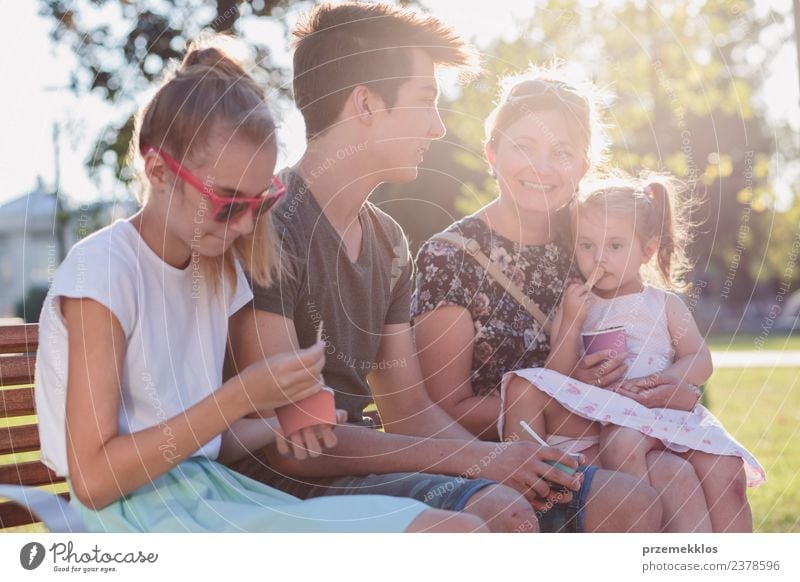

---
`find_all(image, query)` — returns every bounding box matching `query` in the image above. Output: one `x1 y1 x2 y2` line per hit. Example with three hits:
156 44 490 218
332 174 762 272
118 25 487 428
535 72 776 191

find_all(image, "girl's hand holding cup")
233 340 327 416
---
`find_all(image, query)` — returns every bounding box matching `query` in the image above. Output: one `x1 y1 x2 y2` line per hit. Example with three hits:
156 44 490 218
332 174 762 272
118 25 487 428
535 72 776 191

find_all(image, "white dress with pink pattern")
500 286 765 487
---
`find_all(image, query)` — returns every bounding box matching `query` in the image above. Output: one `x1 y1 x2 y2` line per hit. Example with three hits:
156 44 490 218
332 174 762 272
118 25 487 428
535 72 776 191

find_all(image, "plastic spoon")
519 420 579 476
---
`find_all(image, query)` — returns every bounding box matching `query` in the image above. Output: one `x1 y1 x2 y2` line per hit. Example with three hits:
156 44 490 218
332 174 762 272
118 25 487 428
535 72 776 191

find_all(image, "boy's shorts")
233 451 598 532
304 472 497 512
535 465 598 533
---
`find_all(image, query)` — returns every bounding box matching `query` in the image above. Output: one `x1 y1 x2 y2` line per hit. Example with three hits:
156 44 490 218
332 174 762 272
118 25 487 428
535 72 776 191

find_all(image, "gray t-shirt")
251 170 413 421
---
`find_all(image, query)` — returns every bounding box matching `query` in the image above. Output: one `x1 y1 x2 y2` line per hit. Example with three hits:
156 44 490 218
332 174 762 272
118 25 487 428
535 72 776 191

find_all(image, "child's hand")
561 282 594 323
275 409 347 460
234 341 326 415
584 265 606 288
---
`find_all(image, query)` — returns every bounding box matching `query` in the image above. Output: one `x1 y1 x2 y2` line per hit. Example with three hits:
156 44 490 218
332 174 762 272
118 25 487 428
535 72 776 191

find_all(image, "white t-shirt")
35 220 254 477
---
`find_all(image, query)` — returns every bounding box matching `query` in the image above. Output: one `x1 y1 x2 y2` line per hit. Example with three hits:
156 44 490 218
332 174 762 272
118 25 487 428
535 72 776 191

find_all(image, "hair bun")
182 46 226 68
180 46 246 79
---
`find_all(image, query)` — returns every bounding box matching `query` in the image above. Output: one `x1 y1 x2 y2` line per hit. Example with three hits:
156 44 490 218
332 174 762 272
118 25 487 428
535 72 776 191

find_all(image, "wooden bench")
1 322 389 532
0 322 376 532
0 323 72 530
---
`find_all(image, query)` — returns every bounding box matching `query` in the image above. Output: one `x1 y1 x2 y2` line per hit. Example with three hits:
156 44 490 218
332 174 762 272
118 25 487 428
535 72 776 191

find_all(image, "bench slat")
0 324 39 354
363 409 383 428
0 424 41 455
0 387 35 417
0 324 58 530
0 461 62 487
0 492 71 529
0 355 36 386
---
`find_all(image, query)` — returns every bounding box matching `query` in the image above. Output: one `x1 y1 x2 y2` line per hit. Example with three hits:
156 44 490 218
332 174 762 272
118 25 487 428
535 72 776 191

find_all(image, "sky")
1 0 798 207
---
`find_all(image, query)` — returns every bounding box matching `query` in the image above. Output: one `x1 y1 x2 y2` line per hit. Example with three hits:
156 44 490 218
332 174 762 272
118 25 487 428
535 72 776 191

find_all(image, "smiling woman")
411 66 717 533
412 66 603 420
486 107 587 225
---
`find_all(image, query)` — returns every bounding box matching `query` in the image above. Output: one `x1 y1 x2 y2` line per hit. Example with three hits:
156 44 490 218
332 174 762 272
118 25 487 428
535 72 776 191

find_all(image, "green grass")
706 333 800 351
705 367 800 532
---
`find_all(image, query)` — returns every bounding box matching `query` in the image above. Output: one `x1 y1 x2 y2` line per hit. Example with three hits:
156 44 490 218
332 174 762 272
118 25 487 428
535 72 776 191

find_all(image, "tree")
39 0 307 185
40 0 422 186
42 0 798 306
379 0 797 307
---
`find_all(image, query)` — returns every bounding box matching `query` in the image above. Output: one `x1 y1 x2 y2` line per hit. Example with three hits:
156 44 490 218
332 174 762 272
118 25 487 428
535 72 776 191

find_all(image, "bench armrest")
0 485 87 532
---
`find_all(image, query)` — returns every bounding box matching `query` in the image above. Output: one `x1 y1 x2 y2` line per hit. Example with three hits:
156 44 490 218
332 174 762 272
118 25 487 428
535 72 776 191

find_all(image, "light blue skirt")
68 457 428 533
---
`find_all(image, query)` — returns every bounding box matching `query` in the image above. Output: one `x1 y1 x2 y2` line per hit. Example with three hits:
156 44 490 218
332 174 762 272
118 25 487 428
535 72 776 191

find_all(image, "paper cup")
581 326 627 356
545 454 583 476
275 387 337 437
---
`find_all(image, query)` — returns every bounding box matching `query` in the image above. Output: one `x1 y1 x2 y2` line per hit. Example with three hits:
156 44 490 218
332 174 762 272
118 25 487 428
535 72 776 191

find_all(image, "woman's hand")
615 375 657 394
233 341 326 415
275 409 348 460
615 374 700 411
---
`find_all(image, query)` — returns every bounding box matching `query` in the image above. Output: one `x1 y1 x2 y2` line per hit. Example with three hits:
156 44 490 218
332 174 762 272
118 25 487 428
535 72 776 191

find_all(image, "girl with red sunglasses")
34 36 439 533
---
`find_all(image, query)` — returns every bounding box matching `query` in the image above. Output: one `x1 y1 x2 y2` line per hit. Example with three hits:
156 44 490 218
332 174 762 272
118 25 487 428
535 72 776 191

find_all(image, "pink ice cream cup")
581 325 627 356
275 387 337 437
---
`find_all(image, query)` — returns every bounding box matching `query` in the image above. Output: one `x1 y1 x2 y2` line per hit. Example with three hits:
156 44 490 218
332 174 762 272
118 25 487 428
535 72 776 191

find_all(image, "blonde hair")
485 63 610 168
129 34 280 294
484 63 610 244
576 173 695 291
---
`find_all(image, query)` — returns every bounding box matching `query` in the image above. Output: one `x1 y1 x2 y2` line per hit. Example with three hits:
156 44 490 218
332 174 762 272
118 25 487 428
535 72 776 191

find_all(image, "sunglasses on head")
142 146 286 223
506 79 588 110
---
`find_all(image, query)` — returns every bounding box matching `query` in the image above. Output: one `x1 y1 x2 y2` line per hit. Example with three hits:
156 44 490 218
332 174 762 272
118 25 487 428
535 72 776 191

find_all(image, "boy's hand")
276 409 348 460
480 441 584 504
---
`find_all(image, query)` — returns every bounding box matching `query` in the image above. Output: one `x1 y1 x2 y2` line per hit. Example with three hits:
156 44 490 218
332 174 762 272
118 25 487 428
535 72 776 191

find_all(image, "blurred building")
0 178 137 319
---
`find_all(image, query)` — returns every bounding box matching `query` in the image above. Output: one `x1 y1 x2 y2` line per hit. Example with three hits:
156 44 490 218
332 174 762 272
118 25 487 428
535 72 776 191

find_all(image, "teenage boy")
229 2 661 533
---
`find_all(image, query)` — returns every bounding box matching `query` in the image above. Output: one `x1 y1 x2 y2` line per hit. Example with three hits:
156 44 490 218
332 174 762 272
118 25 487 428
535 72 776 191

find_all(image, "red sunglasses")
143 147 286 223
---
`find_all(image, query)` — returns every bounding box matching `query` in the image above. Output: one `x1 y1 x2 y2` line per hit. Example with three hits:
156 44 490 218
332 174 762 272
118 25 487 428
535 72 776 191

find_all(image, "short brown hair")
292 2 477 139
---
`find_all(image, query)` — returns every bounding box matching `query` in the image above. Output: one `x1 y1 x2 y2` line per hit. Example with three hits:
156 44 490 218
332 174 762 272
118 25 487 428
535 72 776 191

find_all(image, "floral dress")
412 215 576 397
